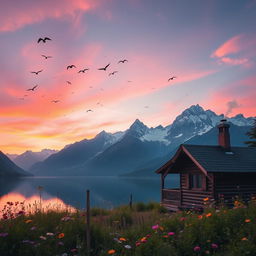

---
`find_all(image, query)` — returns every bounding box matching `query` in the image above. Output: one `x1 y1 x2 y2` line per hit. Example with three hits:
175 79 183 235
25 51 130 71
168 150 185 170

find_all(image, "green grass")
1 200 256 255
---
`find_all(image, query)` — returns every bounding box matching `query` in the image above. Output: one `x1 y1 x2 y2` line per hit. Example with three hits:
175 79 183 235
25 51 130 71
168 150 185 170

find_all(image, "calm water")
0 175 179 211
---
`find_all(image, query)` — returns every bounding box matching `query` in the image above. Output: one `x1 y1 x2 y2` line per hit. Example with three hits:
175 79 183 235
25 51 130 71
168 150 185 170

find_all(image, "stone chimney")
217 119 231 150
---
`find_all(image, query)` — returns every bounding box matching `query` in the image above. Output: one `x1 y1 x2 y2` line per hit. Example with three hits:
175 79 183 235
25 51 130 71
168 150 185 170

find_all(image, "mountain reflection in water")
0 175 179 212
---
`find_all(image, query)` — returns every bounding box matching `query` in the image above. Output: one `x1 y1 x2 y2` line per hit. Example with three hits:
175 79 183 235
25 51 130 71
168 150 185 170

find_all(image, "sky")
0 0 256 154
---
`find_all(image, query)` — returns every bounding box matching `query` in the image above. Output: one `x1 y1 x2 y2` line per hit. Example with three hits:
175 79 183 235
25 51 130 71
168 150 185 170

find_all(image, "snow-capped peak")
127 119 149 137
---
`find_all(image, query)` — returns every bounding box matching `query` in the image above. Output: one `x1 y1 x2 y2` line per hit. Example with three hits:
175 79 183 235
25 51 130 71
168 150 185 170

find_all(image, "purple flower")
31 226 36 231
211 243 218 249
194 246 201 252
58 241 64 246
0 233 8 237
168 232 175 236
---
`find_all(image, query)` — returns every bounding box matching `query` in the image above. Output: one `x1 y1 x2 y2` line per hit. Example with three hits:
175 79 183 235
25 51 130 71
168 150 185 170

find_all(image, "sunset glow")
0 0 256 154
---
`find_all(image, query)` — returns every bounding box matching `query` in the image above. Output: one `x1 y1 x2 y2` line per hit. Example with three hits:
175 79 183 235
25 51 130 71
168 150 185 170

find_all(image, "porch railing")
162 188 181 201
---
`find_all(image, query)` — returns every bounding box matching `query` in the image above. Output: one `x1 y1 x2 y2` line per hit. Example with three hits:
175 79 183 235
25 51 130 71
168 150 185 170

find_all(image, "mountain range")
0 151 31 177
7 149 58 170
28 104 254 177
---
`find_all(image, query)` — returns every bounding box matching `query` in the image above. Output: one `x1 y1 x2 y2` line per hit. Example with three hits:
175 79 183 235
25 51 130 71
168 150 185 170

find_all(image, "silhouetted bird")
98 63 110 71
37 37 51 43
67 65 76 70
41 55 52 59
31 70 43 75
86 109 93 112
118 59 128 64
51 100 60 103
66 81 72 85
168 76 176 82
27 85 38 91
78 68 89 73
109 71 118 76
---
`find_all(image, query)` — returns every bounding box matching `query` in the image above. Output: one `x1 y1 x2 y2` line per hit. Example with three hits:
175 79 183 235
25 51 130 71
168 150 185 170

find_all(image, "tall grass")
1 200 256 255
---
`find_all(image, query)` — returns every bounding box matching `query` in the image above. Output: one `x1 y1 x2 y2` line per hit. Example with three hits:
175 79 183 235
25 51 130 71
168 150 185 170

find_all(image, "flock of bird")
22 36 177 113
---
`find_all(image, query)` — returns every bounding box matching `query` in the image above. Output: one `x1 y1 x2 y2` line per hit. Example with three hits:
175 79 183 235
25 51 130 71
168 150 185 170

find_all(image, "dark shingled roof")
183 144 256 173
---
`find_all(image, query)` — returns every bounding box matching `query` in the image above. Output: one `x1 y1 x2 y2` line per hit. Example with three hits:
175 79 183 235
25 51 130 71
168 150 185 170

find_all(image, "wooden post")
86 190 90 256
161 174 165 201
129 193 133 209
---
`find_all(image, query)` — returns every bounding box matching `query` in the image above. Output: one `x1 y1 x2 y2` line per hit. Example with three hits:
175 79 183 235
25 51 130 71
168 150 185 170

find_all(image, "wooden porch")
161 188 181 211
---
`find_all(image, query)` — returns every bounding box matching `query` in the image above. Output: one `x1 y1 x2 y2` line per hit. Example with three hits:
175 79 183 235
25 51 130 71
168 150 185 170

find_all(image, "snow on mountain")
140 126 170 145
124 104 254 147
228 114 254 126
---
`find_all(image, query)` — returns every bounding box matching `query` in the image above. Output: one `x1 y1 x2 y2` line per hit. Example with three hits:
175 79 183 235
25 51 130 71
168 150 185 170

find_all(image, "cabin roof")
156 144 256 174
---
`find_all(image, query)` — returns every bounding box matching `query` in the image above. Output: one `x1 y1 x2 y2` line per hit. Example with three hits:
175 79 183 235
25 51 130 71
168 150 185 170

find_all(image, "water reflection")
0 175 179 212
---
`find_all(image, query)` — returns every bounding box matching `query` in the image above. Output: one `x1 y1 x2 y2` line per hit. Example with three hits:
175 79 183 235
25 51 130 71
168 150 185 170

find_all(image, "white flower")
124 245 132 249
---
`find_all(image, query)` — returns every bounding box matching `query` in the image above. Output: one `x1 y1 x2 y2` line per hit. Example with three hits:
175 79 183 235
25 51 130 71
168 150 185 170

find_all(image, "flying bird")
67 65 76 70
27 85 38 91
98 63 110 71
118 59 128 64
168 76 177 82
86 109 93 112
41 55 52 59
109 71 118 76
78 68 89 73
31 70 43 75
37 37 51 43
51 100 60 103
66 81 72 85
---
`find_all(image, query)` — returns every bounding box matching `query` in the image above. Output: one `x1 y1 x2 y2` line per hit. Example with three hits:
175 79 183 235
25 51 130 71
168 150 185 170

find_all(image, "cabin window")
189 174 203 189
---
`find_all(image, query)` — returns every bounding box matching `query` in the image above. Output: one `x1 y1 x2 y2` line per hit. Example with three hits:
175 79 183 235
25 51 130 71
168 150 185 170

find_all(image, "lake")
0 175 179 212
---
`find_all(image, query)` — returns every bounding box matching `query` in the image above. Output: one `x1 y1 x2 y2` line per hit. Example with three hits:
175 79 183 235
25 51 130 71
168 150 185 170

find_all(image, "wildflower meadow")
1 199 256 255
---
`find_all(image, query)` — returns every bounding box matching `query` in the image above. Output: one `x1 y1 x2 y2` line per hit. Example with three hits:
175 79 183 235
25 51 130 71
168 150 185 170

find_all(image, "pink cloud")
211 34 256 67
0 0 99 32
202 76 256 117
212 35 242 58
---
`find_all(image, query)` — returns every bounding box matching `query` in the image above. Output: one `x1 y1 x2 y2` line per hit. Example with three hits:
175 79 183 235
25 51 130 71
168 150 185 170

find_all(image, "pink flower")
168 232 175 236
194 246 201 252
211 243 218 249
0 233 8 237
152 224 159 230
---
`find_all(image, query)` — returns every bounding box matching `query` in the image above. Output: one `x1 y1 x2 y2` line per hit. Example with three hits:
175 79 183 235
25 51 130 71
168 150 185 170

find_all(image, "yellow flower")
107 249 116 254
206 213 212 218
203 197 209 201
245 219 251 223
58 233 65 239
25 220 32 223
119 237 126 241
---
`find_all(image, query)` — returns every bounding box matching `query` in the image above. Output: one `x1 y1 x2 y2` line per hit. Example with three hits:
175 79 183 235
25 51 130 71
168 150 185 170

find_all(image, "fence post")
86 190 91 256
129 193 133 209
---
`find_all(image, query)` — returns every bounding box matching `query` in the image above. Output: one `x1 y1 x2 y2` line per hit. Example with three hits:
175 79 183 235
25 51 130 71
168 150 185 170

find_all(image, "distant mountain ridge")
0 151 31 177
29 104 254 176
10 149 58 170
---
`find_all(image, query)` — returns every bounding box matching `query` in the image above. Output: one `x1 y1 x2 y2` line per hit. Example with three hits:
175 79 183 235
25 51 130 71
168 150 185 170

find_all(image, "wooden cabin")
156 119 256 211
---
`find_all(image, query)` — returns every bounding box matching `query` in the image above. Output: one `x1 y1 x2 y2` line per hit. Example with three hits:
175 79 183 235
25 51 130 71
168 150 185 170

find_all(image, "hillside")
0 151 31 177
